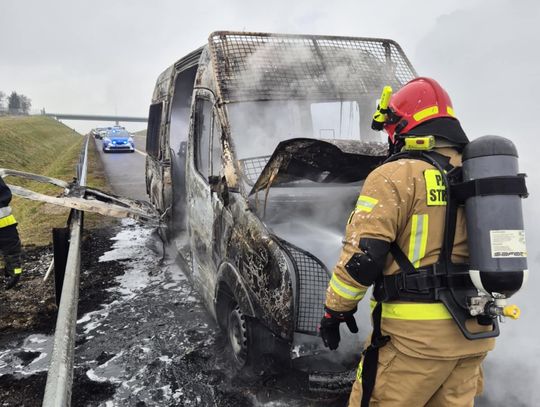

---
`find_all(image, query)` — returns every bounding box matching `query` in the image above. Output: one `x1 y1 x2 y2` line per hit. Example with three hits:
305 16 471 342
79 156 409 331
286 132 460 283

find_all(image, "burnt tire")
227 303 250 370
217 282 287 376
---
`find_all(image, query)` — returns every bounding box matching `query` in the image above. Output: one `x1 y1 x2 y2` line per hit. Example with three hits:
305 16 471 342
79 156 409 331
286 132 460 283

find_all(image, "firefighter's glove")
4 267 21 290
319 307 358 350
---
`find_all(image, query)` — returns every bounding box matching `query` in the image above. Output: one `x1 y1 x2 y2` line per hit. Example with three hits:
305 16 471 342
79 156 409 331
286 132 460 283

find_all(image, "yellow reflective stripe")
356 359 363 381
330 273 366 301
355 195 379 213
0 215 17 228
447 106 455 117
413 106 439 122
408 214 429 268
356 204 374 213
13 268 22 275
370 300 452 320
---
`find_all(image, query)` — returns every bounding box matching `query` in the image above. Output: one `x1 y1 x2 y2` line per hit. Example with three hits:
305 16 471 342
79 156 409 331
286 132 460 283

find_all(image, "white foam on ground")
78 219 161 337
99 219 153 263
0 334 54 377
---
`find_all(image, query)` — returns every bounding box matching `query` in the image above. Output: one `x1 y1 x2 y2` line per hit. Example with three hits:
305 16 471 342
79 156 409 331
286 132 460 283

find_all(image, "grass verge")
0 116 114 247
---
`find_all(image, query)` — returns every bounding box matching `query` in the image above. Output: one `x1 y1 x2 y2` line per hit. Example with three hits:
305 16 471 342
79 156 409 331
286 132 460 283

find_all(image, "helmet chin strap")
395 119 408 135
387 136 406 157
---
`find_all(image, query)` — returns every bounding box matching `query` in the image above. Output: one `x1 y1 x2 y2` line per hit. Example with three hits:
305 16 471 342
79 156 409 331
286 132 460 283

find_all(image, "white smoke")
415 0 540 403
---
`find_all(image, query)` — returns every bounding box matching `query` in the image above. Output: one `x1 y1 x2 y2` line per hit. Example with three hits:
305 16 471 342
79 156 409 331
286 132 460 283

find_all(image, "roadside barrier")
42 136 88 407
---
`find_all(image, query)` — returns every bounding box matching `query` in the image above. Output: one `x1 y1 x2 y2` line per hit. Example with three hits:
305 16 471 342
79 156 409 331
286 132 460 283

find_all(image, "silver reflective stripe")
355 195 378 213
0 206 12 218
408 214 429 268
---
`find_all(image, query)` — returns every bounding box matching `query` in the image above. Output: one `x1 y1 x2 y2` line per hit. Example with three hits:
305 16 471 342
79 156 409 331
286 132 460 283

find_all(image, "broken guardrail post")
52 227 70 306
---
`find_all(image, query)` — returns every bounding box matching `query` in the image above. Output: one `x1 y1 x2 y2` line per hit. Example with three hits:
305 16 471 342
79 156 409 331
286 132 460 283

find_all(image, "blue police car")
101 129 135 153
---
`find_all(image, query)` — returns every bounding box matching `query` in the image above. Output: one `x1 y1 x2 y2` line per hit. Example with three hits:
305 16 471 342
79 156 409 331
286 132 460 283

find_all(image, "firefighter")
320 78 496 406
0 176 22 289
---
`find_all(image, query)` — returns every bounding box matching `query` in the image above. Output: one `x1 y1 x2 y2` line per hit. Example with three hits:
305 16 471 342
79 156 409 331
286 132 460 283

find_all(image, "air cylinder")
462 135 528 297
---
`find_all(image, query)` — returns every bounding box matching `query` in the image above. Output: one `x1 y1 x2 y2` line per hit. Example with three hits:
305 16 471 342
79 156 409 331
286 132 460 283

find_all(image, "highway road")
93 135 148 202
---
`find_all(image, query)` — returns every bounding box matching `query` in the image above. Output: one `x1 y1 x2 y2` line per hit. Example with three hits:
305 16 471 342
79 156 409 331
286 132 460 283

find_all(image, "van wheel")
217 282 285 375
227 301 250 369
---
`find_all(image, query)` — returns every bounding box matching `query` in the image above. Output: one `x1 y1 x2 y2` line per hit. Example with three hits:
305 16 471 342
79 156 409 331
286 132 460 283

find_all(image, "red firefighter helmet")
384 77 459 143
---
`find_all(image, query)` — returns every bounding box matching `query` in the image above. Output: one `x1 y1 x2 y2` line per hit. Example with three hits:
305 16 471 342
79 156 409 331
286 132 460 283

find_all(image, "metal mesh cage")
209 32 417 103
239 156 271 185
277 238 331 335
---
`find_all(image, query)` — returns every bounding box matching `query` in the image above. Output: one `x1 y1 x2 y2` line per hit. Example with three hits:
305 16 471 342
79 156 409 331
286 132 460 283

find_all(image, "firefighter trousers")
348 341 486 407
0 224 22 274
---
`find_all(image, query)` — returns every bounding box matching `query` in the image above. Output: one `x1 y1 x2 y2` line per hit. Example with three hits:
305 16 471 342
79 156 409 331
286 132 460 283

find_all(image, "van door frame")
186 88 221 304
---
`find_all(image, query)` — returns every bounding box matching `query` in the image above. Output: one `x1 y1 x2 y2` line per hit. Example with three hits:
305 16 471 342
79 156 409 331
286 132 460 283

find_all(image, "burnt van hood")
249 138 387 195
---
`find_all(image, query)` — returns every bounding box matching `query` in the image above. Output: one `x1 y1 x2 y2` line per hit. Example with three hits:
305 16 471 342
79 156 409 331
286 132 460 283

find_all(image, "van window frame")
146 102 163 160
193 96 213 181
210 110 222 177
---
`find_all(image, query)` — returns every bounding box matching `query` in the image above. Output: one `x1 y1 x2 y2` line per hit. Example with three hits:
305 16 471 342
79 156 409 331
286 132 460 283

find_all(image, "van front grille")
276 238 331 335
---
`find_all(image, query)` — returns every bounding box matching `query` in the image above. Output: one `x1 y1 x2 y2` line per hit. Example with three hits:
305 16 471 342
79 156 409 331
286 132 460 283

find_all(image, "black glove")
319 307 358 350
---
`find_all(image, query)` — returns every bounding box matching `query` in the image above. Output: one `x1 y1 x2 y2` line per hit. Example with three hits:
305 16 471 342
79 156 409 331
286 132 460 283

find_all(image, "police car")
101 129 135 153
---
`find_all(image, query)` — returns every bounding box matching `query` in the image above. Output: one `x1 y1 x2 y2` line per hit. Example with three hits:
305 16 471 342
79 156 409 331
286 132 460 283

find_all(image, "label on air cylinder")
490 230 527 258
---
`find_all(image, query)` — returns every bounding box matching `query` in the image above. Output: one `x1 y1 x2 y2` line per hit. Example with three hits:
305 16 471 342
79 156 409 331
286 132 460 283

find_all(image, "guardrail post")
52 227 70 307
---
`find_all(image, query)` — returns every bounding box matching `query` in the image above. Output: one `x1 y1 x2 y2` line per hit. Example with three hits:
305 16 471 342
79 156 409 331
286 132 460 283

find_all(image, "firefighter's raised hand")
319 307 358 350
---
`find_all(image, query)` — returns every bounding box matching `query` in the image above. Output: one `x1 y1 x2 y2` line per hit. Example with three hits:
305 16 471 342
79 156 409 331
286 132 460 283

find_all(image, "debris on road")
0 168 159 225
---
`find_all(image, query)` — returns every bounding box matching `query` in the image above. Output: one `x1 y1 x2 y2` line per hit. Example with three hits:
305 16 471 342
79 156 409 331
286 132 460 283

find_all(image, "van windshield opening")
227 99 384 161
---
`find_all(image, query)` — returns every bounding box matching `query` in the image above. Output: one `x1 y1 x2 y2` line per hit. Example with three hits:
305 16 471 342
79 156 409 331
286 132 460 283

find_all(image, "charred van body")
145 32 417 386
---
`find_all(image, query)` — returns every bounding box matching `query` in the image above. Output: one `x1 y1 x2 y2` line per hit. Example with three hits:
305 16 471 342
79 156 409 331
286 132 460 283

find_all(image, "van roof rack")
208 31 417 103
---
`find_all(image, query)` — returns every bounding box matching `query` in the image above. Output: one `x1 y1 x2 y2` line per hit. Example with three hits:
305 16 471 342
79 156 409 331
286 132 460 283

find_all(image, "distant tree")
8 91 21 114
0 91 5 110
19 95 31 114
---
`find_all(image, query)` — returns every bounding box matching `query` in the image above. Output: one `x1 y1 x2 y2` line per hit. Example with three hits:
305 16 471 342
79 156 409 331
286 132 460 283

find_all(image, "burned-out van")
146 31 416 384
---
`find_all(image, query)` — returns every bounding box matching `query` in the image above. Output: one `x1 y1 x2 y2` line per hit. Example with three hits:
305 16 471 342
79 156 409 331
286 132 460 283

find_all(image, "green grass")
0 116 113 247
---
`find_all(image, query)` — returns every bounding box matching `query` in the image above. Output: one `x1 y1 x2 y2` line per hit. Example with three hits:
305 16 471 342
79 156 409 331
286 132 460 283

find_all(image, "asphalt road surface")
94 136 148 202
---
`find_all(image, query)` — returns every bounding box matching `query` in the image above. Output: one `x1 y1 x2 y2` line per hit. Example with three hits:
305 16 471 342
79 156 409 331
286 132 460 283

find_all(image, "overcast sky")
2 0 539 401
1 0 487 133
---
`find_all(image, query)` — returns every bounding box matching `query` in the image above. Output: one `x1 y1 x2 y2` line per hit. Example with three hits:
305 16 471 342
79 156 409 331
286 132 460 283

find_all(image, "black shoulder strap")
384 150 454 172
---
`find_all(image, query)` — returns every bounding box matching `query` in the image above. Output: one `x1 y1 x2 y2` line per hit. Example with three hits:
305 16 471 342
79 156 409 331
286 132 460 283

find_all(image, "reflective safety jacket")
325 147 495 359
0 177 17 229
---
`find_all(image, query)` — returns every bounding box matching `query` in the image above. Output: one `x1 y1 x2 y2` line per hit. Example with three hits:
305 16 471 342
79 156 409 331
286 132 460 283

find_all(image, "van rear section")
145 47 203 231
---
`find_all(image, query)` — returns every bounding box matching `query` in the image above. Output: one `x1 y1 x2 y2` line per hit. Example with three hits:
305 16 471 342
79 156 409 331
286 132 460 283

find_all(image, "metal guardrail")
43 112 148 123
42 136 89 407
